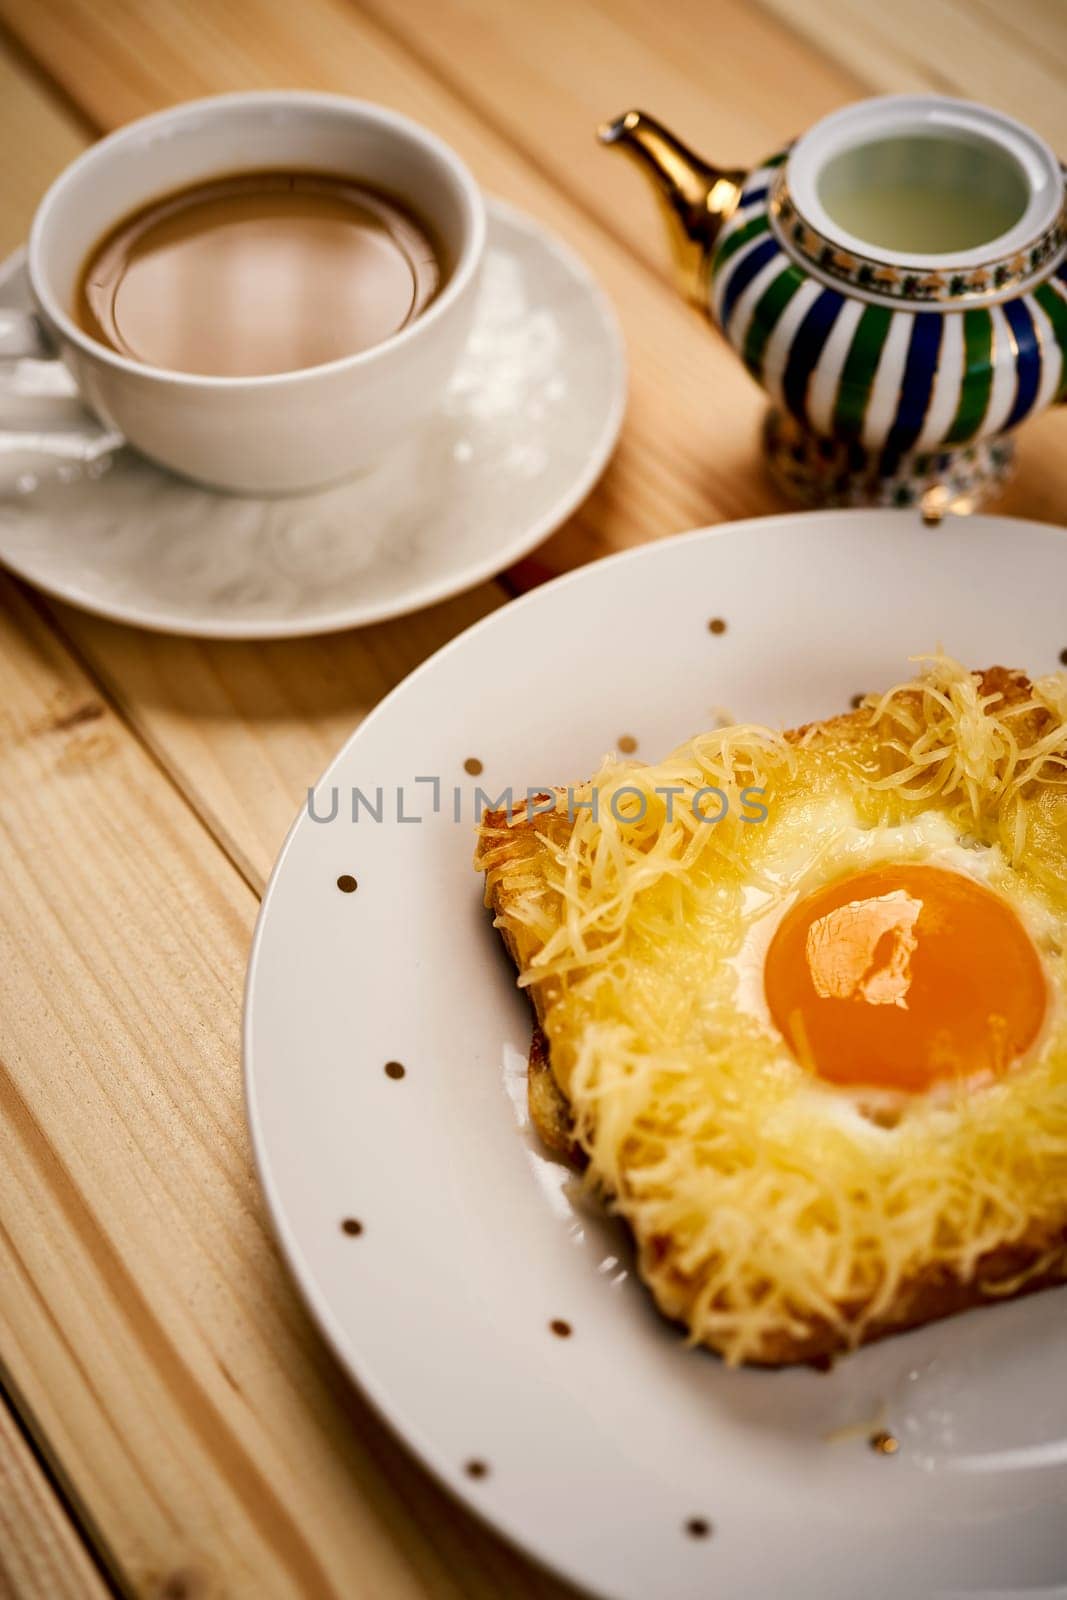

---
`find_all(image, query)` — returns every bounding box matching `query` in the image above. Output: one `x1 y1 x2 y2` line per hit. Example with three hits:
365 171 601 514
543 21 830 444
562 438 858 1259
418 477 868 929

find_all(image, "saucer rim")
0 197 627 639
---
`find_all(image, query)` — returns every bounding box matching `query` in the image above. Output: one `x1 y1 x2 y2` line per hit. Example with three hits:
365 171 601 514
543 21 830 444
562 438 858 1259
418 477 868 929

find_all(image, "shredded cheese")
477 658 1067 1363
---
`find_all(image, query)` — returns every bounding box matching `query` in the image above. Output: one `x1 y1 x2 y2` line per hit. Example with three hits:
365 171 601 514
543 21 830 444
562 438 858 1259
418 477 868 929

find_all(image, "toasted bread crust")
528 1026 584 1166
476 671 1067 1364
641 1231 1067 1366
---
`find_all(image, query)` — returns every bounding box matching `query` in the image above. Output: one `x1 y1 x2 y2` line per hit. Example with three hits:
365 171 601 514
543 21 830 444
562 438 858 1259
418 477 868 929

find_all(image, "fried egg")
478 656 1067 1364
733 805 1055 1105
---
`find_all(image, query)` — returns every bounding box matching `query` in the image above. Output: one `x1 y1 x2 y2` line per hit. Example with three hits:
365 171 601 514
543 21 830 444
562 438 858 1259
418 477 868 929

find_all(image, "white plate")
245 511 1067 1600
0 200 624 638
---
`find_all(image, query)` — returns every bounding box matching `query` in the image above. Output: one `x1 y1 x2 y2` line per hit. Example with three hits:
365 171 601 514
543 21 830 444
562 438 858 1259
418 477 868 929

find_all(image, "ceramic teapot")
600 96 1067 510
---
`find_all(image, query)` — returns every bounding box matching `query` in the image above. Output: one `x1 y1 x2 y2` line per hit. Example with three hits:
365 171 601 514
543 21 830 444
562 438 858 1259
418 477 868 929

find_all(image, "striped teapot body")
711 151 1067 481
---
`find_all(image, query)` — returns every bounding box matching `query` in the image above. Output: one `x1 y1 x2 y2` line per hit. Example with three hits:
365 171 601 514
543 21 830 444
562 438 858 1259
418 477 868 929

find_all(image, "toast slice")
475 662 1067 1365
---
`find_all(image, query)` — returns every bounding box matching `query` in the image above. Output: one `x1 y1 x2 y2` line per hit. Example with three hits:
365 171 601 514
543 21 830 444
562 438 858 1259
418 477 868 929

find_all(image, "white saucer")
0 200 625 638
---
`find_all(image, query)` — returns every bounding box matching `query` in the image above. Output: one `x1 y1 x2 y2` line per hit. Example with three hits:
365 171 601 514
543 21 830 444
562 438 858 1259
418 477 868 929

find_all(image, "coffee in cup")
76 171 445 378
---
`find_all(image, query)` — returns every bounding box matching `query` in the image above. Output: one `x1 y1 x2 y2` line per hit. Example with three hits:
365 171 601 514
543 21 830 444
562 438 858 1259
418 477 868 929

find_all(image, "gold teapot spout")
598 110 744 305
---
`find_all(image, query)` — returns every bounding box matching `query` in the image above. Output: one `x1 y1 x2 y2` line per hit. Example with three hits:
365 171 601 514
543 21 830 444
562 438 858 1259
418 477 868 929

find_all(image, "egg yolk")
763 864 1045 1092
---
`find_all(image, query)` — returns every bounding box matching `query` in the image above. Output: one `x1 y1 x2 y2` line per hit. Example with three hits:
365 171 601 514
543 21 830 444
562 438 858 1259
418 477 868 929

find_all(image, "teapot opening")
817 132 1028 256
786 95 1063 275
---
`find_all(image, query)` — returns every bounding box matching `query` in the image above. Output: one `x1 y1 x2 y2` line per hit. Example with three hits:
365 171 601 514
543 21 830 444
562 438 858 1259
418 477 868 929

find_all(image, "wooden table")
0 3 1064 1595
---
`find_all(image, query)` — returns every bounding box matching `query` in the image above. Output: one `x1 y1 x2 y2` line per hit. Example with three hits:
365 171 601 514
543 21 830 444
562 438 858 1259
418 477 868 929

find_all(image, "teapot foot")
763 410 1015 515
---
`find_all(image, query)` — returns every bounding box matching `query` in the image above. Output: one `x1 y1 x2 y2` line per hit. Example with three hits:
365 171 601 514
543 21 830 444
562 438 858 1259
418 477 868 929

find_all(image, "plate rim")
243 507 1067 1597
0 199 627 639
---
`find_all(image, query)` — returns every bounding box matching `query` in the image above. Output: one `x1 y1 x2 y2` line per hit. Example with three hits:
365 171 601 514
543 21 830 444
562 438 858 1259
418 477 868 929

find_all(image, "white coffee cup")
23 91 486 494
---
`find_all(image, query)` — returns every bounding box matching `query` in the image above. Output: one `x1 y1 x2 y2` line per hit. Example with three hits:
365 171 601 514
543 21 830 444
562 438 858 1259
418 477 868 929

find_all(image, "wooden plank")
969 0 1067 76
757 0 1067 150
0 47 86 254
0 570 577 1599
0 1384 111 1600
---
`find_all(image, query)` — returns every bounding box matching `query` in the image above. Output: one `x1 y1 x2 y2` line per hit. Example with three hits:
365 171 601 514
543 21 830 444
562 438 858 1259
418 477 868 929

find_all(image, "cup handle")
0 306 125 494
0 309 55 361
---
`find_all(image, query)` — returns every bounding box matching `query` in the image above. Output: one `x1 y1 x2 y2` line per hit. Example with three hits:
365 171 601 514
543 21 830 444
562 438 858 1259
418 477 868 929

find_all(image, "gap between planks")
0 1356 130 1600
